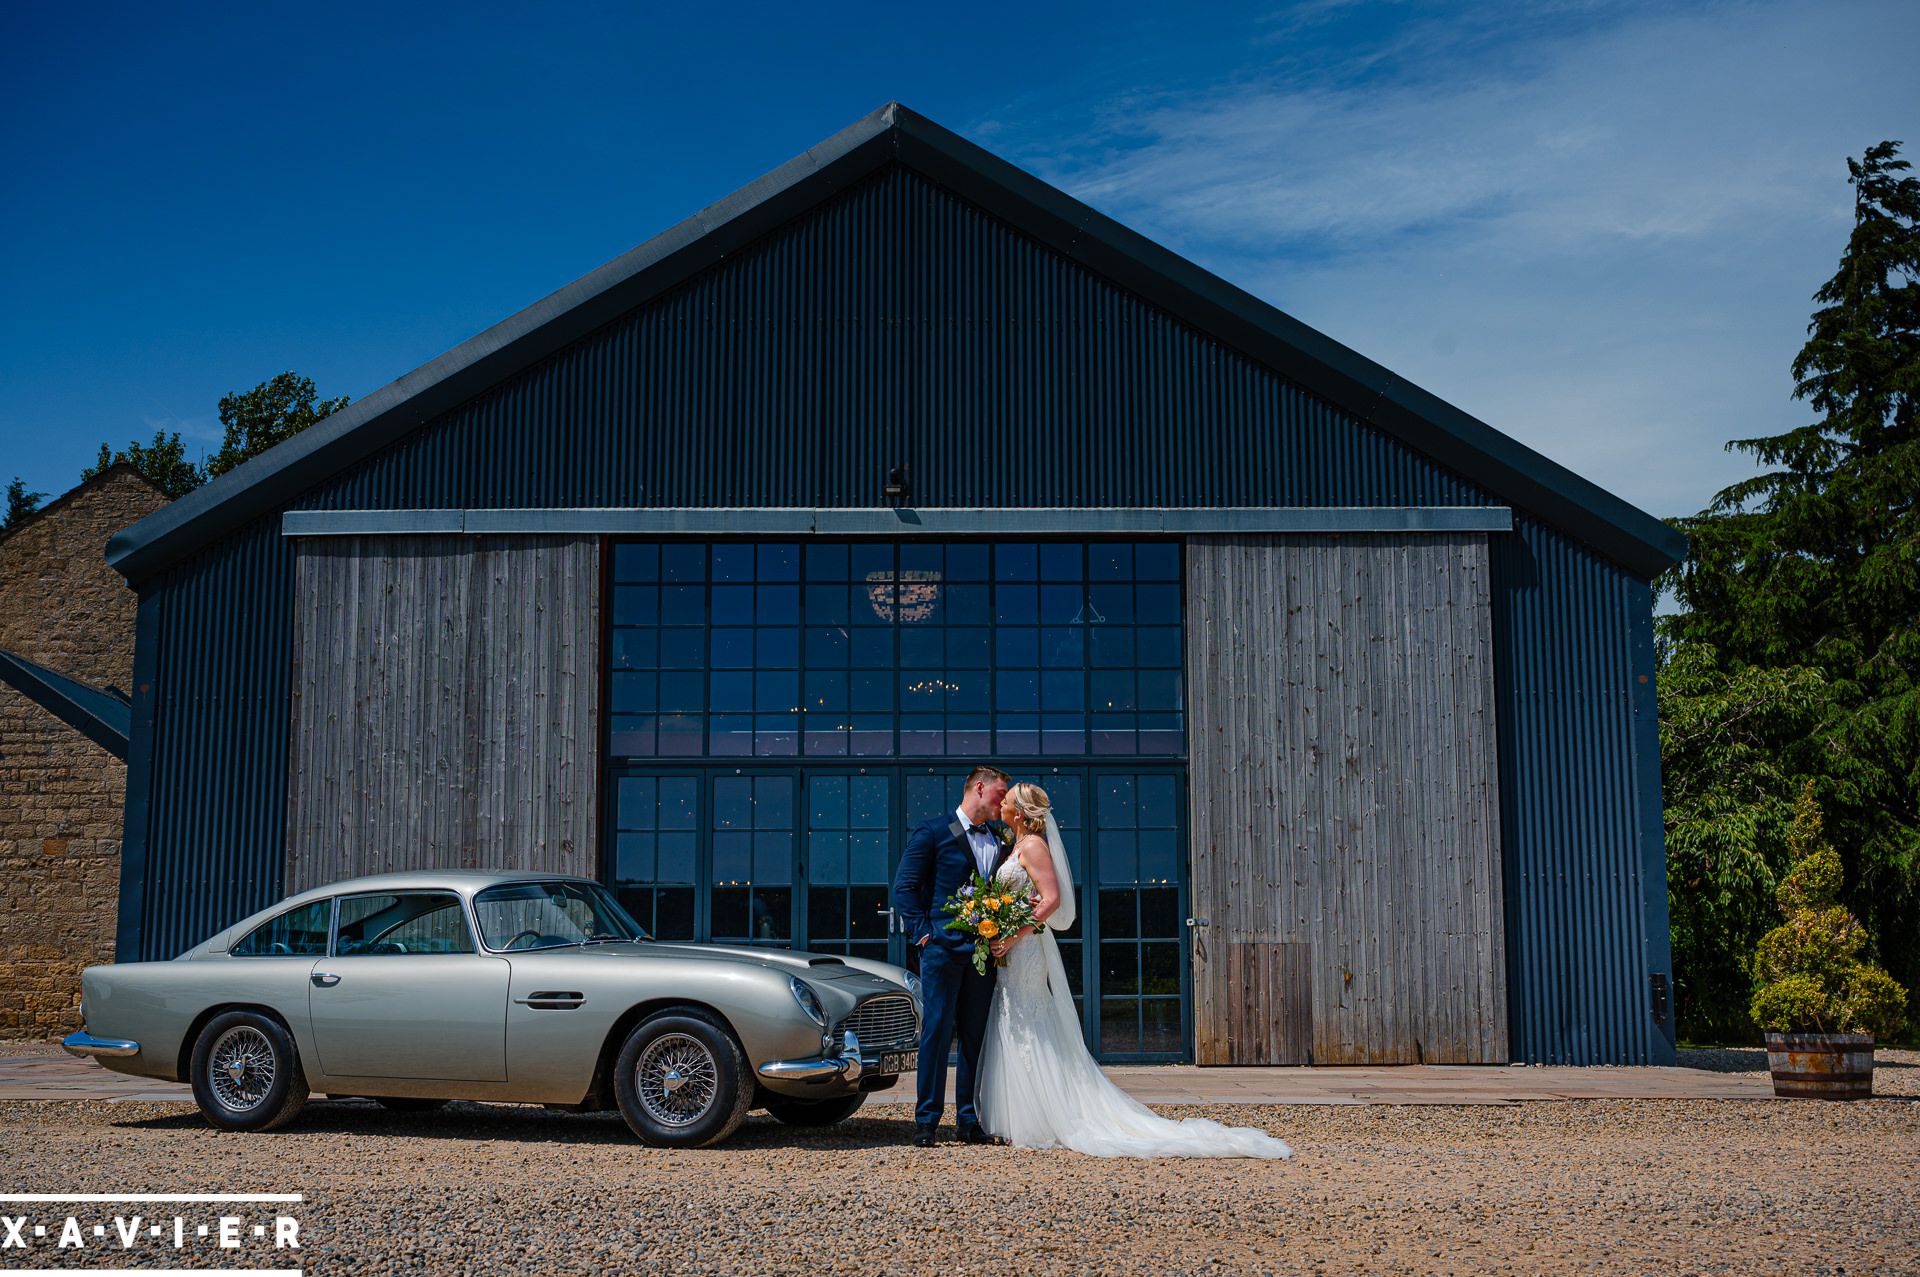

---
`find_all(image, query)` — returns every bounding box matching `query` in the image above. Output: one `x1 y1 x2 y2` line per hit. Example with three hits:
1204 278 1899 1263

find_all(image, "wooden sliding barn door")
284 534 600 893
1186 534 1506 1065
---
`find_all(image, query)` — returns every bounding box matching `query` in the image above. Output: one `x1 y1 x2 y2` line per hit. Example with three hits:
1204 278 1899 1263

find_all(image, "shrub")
1749 784 1908 1037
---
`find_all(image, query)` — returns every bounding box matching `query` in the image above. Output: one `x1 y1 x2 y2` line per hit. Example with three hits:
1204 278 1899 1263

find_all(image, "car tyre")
613 1011 754 1148
374 1097 450 1114
189 1010 309 1132
764 1092 866 1127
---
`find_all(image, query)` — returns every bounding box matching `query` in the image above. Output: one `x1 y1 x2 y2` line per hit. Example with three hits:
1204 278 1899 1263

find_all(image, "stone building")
0 464 170 1037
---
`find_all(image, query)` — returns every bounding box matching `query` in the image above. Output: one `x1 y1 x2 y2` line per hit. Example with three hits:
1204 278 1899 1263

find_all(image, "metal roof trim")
279 505 1516 537
0 647 132 760
106 100 1685 583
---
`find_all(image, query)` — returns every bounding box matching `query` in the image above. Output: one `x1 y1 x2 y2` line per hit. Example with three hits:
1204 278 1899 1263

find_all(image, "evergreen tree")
3 477 46 531
1661 140 1920 1037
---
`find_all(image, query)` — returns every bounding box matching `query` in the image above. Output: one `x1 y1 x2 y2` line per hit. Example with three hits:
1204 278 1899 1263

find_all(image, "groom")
891 764 1012 1147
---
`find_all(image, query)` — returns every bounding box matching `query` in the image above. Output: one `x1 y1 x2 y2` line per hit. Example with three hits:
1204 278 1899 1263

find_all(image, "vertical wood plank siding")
284 536 598 891
1187 535 1507 1065
119 162 1674 1064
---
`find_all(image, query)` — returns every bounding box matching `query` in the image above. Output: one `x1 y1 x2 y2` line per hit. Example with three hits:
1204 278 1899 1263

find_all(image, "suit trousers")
914 939 997 1129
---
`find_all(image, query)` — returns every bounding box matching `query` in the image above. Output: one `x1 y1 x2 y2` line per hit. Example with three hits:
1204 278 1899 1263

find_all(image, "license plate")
875 1050 917 1075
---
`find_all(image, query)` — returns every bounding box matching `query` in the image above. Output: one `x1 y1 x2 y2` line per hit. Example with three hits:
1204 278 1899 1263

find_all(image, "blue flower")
959 885 975 897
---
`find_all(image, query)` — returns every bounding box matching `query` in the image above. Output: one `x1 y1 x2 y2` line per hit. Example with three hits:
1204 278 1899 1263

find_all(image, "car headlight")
902 970 922 1004
789 976 828 1028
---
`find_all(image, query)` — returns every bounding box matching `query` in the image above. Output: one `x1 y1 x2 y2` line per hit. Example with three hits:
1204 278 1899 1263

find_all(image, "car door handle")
310 971 341 987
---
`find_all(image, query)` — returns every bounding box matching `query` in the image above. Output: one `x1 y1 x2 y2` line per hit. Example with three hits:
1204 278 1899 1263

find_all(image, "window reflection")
608 540 1183 759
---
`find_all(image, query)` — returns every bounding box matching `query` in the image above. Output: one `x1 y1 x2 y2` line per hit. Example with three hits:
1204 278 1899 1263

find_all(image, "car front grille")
841 994 917 1048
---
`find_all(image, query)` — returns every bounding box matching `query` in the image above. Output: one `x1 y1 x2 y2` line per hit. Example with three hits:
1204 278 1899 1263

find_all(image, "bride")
976 782 1293 1159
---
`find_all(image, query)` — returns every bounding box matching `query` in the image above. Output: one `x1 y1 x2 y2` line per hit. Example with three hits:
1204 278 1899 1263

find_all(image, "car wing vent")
514 991 586 1010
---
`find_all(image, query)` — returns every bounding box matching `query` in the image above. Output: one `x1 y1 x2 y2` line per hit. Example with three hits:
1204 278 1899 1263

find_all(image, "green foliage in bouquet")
940 870 1045 976
1750 784 1908 1037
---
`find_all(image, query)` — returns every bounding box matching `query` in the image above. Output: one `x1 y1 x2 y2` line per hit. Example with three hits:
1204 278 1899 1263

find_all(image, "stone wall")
0 465 169 1038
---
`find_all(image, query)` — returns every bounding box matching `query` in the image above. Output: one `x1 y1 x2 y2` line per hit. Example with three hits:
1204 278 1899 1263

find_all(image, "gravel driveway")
4 1081 1915 1276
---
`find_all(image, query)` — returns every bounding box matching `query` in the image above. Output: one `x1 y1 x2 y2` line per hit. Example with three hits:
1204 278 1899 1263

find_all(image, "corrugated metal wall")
120 163 1673 1063
1491 516 1671 1063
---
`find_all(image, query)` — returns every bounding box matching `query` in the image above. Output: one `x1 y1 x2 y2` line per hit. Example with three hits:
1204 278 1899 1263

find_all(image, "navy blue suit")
891 813 1008 1130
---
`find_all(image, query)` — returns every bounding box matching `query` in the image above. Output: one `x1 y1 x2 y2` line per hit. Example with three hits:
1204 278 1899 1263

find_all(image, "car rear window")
231 900 331 957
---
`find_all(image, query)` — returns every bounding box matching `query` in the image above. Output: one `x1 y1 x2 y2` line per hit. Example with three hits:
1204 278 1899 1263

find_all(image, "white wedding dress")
976 816 1292 1159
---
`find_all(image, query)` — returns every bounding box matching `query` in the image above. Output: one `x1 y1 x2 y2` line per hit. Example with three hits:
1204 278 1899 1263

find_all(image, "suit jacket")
891 814 1011 950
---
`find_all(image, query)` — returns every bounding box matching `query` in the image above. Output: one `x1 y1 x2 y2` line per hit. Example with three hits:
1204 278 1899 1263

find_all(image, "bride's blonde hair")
1007 782 1052 831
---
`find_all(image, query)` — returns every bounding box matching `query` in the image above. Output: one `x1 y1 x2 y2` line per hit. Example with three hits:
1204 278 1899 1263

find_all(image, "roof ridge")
104 102 1685 581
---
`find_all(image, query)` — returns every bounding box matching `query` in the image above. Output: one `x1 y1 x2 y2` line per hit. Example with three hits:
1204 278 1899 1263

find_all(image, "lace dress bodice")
991 854 1049 994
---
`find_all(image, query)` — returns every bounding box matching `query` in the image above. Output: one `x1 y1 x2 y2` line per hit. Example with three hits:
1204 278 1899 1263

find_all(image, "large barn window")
606 539 1184 761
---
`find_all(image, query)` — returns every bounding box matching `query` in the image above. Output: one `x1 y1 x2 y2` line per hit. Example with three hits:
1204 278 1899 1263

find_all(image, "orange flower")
978 918 1000 938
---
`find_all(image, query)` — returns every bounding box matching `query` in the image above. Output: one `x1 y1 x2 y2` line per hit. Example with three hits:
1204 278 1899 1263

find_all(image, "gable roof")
1 461 168 551
0 646 131 759
105 102 1687 582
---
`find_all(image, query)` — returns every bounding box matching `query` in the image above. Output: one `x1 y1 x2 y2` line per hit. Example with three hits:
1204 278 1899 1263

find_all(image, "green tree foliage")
81 431 205 499
1660 141 1920 1040
81 372 348 499
1749 785 1906 1037
207 372 348 481
3 477 46 531
1659 649 1836 1036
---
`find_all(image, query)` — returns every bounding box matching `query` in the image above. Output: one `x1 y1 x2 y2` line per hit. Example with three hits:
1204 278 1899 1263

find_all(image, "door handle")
310 971 341 987
1185 917 1211 928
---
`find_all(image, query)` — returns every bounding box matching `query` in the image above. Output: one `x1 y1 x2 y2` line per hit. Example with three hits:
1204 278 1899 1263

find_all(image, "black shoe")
957 1123 1001 1146
912 1126 937 1148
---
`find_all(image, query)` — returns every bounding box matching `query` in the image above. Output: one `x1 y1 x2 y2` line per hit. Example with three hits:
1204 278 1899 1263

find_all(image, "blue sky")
2 0 1914 519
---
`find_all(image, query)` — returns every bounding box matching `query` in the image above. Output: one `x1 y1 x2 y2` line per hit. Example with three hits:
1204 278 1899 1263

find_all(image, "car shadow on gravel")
108 1100 934 1150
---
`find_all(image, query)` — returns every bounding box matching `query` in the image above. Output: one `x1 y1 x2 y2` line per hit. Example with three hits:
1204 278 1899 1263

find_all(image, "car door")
306 890 509 1082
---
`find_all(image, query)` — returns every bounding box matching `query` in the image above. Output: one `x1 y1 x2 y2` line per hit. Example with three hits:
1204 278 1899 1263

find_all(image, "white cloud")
997 0 1918 518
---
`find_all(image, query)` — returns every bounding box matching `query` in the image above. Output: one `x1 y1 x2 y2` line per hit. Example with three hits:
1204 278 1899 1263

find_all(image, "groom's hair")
965 764 1011 792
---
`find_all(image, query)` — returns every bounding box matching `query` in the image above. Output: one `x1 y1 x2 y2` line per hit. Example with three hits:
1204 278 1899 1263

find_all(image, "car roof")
279 868 599 906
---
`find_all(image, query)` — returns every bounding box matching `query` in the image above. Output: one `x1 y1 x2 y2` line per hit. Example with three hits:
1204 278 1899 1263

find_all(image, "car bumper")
62 1030 140 1059
757 1028 916 1086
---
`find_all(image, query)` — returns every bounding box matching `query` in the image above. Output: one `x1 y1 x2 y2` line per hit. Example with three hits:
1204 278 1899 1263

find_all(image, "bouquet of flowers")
941 871 1046 975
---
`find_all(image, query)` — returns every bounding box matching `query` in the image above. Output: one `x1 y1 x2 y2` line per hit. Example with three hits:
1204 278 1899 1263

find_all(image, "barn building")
103 104 1685 1066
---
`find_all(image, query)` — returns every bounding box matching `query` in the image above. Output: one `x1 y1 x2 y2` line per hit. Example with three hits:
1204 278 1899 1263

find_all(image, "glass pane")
656 887 695 940
613 543 659 582
1139 886 1179 938
1100 943 1140 996
1100 888 1136 938
1100 998 1139 1056
1142 999 1182 1053
1142 942 1181 995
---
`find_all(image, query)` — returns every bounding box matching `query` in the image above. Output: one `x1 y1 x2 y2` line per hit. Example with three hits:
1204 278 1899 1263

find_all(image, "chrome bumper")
62 1030 140 1059
758 1028 911 1084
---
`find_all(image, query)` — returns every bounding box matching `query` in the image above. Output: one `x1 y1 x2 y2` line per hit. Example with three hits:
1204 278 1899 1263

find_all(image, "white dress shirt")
956 806 999 878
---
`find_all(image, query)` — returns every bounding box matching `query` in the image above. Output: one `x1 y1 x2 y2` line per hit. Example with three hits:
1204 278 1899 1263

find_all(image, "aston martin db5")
64 871 921 1147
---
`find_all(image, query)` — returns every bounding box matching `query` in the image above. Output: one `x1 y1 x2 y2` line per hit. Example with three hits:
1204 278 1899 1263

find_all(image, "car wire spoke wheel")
207 1025 276 1113
634 1032 719 1126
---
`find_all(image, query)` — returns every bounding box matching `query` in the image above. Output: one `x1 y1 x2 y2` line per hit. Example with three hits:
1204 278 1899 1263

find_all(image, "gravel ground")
3 1089 1915 1276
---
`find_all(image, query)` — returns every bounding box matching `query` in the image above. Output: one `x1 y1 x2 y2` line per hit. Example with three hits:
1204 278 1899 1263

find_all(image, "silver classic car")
64 871 921 1147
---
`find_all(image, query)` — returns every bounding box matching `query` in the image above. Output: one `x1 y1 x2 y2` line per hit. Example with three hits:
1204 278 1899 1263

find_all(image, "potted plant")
1749 783 1907 1098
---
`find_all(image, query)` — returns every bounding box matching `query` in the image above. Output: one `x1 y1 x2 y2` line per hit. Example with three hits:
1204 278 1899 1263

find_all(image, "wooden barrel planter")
1763 1032 1875 1099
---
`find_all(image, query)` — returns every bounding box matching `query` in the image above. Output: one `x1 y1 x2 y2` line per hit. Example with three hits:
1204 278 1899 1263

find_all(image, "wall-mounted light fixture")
883 464 911 505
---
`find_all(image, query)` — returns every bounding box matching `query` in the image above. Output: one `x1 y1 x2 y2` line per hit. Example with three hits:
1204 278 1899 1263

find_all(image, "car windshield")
472 881 649 951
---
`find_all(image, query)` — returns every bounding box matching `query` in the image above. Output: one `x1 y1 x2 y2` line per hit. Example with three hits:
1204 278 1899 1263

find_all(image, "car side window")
231 900 332 957
335 892 476 956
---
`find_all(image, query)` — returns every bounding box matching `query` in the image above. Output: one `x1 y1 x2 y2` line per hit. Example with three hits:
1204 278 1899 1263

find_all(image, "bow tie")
968 823 991 837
